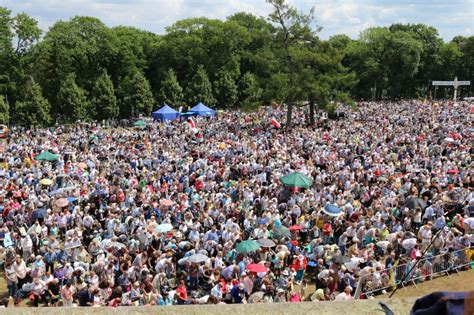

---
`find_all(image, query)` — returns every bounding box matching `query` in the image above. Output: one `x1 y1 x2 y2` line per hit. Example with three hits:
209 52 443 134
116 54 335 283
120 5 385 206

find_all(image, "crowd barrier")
354 247 473 299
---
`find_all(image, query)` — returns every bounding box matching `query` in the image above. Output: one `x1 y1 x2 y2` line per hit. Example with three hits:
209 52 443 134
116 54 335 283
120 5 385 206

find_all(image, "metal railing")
355 247 473 299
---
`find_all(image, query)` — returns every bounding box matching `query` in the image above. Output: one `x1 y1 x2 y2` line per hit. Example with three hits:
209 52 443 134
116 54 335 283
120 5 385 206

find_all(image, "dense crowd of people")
0 100 472 307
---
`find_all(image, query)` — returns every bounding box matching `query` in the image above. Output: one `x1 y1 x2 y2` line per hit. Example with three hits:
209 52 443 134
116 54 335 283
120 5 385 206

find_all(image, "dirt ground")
380 269 474 299
1 269 472 307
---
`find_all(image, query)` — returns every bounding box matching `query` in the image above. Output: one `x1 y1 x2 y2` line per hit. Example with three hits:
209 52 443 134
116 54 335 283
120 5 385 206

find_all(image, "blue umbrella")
90 190 107 198
31 208 47 220
258 217 270 225
323 204 342 216
67 197 77 203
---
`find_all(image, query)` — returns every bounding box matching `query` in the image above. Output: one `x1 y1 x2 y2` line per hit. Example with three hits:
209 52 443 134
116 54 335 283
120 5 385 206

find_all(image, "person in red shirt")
176 280 188 305
292 255 308 284
322 221 333 244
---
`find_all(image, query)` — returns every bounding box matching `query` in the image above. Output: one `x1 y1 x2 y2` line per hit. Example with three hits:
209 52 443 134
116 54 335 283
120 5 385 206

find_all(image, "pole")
453 77 458 101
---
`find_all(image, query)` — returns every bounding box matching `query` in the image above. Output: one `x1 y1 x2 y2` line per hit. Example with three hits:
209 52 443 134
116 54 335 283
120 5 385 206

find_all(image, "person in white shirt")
335 286 353 301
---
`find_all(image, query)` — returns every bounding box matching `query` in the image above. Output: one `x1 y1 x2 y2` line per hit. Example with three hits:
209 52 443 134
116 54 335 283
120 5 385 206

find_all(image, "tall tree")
14 78 51 126
238 72 262 109
185 64 215 106
91 70 118 121
12 12 41 55
57 73 89 121
0 7 14 97
158 68 184 107
0 95 8 124
119 70 154 117
267 0 319 127
213 69 238 108
34 16 116 112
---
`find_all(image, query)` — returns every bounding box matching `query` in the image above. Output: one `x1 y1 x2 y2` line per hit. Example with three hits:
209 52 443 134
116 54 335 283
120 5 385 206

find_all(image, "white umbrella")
402 238 417 250
187 253 208 264
444 137 455 143
155 223 173 234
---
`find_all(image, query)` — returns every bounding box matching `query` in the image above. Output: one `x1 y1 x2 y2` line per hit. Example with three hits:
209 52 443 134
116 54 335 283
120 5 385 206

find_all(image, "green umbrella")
34 151 59 162
279 172 312 188
235 240 261 253
272 226 291 240
133 120 147 127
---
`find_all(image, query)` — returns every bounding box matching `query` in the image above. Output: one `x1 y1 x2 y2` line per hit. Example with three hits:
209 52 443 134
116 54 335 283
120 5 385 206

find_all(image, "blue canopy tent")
185 102 217 117
152 104 180 122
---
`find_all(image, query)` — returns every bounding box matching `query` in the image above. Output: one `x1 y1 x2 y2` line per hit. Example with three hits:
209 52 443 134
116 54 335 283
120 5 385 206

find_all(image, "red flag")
271 118 281 128
188 118 196 129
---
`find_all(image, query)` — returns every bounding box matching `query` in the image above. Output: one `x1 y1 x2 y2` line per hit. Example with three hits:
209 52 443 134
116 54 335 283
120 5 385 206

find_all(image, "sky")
1 0 473 40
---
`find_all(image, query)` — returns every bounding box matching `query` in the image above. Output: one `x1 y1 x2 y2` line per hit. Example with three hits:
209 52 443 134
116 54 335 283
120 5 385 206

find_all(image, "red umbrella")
289 225 302 231
450 132 462 140
246 264 268 273
447 169 459 174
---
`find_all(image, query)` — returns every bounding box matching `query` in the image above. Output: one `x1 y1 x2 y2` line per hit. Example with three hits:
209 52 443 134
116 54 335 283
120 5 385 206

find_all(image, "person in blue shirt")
157 291 173 306
44 248 57 274
231 283 246 303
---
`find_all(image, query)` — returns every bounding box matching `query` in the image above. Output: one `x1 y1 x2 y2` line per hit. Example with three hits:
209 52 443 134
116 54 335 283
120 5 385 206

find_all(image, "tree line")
0 0 472 126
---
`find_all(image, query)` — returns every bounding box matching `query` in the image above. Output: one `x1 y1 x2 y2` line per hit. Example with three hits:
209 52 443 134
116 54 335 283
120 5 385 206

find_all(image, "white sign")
433 80 470 86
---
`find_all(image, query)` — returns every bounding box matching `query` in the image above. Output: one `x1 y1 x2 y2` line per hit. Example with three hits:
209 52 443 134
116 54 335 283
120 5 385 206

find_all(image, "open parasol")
323 204 342 216
187 253 208 264
258 238 275 248
155 223 173 234
55 198 69 208
160 199 173 207
235 240 261 253
279 172 313 188
40 178 53 186
246 263 268 273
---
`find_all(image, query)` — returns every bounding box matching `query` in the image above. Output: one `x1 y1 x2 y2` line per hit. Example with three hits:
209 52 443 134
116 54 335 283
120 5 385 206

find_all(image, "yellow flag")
388 259 399 292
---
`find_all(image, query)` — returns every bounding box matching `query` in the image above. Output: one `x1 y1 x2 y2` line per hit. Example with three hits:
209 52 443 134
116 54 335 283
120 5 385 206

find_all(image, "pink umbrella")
246 263 268 273
160 199 173 207
55 198 69 208
447 169 459 174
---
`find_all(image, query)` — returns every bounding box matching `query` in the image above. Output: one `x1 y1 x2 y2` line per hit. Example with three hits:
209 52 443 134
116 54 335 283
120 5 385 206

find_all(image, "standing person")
4 263 18 300
292 255 307 285
13 255 27 289
21 234 33 262
322 221 333 245
418 223 433 252
44 248 56 274
61 282 74 307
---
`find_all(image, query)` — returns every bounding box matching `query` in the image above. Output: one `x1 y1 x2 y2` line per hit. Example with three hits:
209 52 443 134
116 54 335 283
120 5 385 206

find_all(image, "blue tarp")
152 104 180 121
187 102 217 117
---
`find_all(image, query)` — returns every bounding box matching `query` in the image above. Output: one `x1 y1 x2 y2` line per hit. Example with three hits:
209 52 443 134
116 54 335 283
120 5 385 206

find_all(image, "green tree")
57 73 89 121
91 70 118 120
12 12 41 55
119 70 154 117
34 16 117 113
158 68 184 107
14 78 51 126
267 0 319 127
0 7 13 99
238 72 262 109
213 69 238 108
185 64 215 106
0 95 8 124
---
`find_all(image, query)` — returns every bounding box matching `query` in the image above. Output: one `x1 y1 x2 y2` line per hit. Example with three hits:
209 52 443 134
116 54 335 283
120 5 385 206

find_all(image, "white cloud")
0 0 472 40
